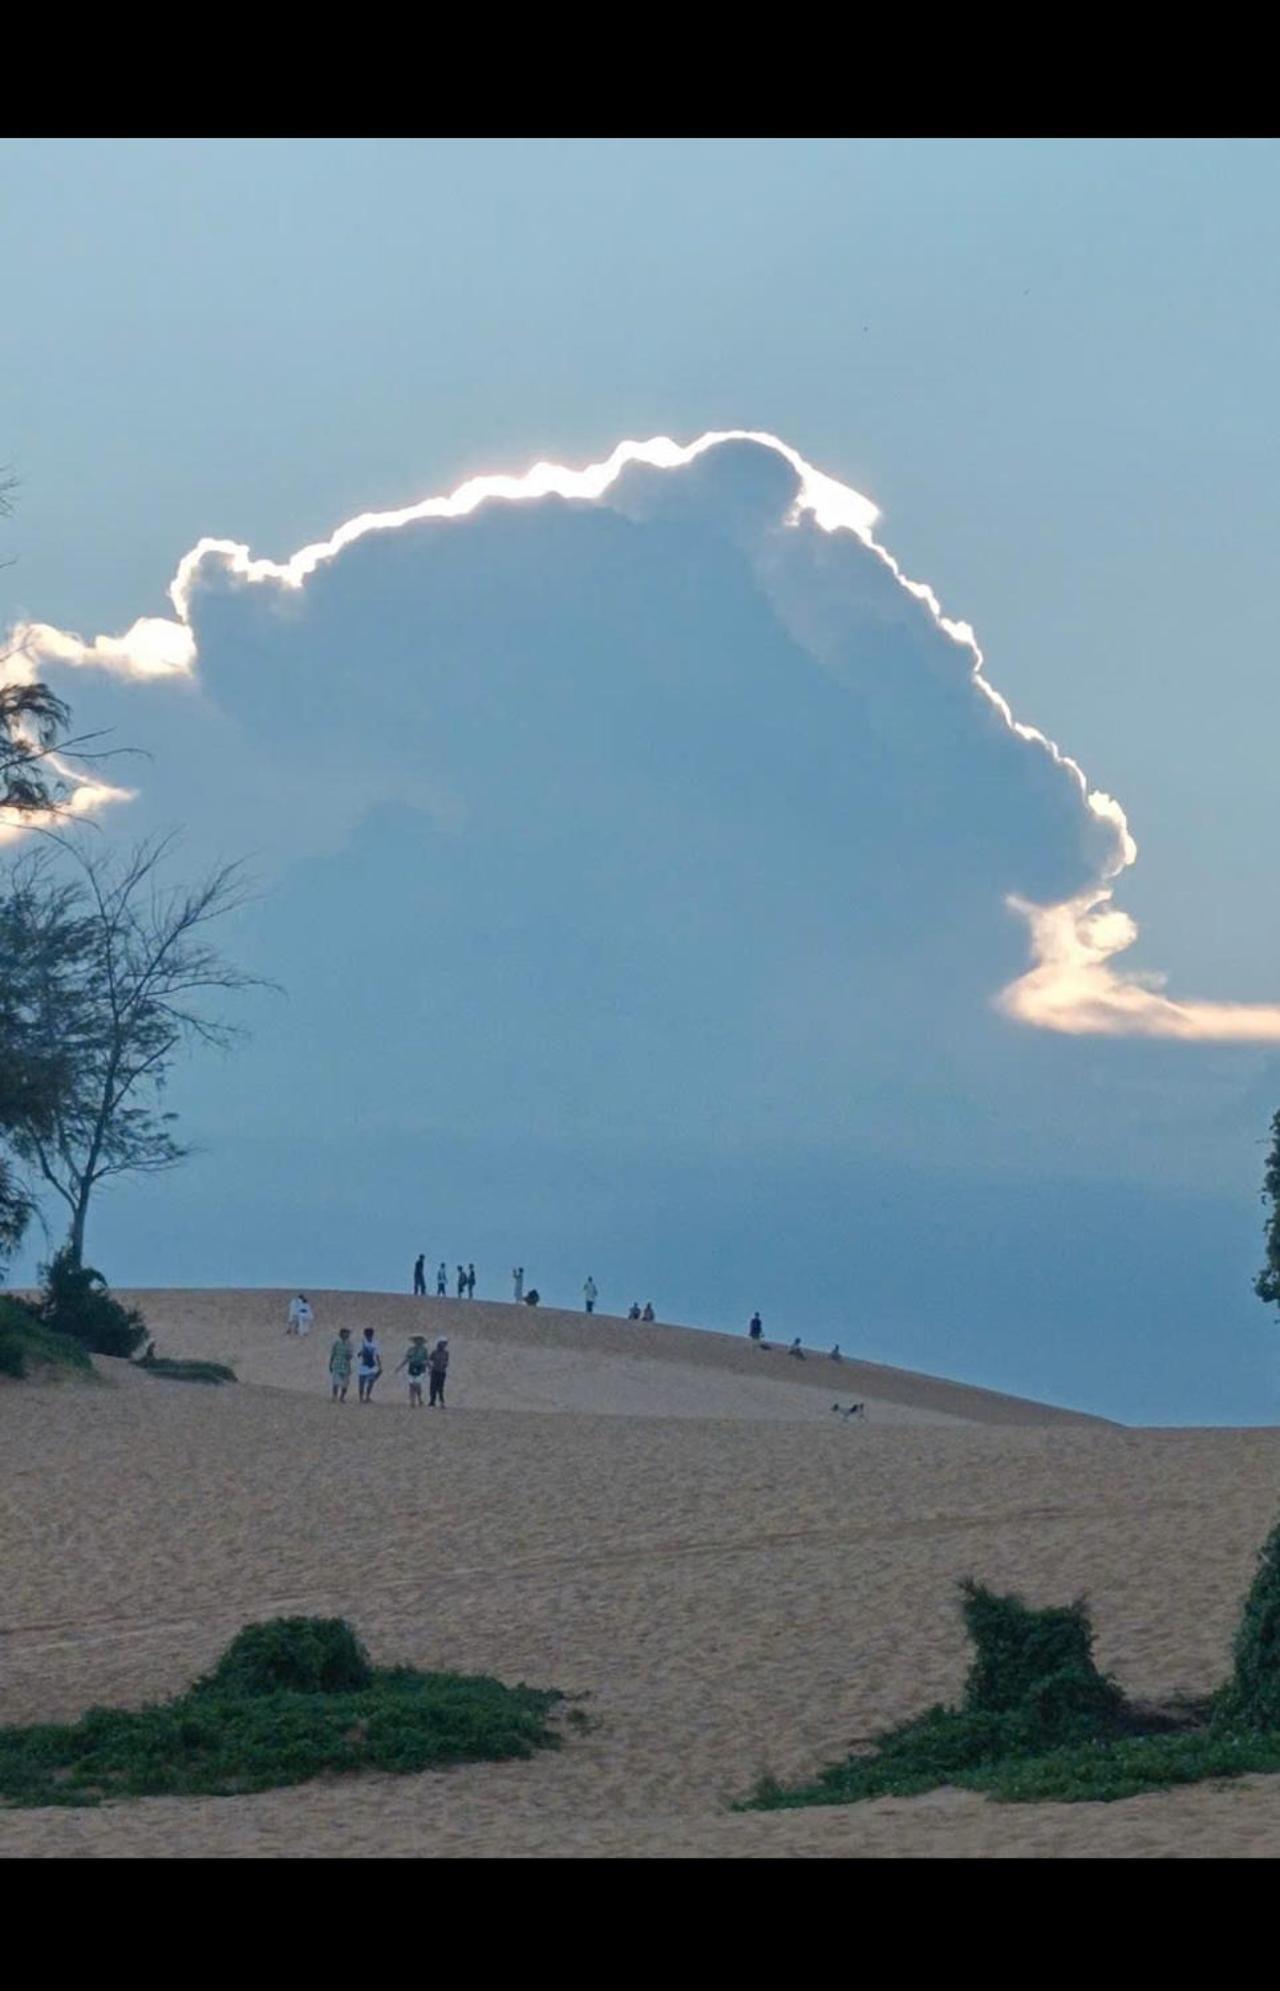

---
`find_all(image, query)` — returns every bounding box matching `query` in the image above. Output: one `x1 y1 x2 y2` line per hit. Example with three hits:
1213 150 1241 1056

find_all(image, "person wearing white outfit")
287 1294 313 1337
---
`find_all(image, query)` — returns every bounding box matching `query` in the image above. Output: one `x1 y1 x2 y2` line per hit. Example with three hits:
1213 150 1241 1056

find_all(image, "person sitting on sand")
628 1302 641 1320
428 1336 450 1407
397 1334 430 1407
329 1327 353 1402
830 1344 842 1361
789 1338 806 1359
287 1293 313 1337
524 1288 540 1306
641 1302 655 1323
748 1312 763 1342
357 1328 382 1403
436 1261 448 1296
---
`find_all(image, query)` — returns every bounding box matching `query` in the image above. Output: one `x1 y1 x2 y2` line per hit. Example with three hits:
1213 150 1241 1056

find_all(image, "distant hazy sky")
3 138 1279 1420
4 137 1278 999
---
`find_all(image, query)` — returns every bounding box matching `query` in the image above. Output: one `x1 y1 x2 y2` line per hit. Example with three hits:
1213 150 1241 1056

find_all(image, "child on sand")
329 1327 352 1401
397 1334 430 1406
357 1328 382 1403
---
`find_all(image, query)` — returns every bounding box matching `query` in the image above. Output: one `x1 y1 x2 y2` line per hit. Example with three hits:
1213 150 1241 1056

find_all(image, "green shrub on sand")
137 1348 236 1385
745 1553 1280 1811
0 1295 93 1380
37 1249 147 1359
196 1618 373 1697
0 1617 563 1808
1219 1514 1280 1733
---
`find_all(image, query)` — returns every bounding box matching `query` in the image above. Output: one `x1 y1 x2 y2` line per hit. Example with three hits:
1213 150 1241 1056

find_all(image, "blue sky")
3 138 1279 1421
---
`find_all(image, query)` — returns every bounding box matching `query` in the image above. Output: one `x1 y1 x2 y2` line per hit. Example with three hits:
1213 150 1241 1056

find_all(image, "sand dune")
117 1288 1109 1427
2 1290 1278 1858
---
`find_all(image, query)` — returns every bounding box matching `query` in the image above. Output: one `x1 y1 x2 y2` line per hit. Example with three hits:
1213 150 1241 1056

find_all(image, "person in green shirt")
397 1334 430 1407
328 1327 353 1402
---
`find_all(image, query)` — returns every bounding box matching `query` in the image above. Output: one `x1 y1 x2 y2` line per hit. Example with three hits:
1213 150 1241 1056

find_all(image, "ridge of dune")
115 1288 1111 1428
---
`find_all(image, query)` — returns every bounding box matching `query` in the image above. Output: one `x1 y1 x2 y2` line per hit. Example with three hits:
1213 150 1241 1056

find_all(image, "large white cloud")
5 428 1278 1043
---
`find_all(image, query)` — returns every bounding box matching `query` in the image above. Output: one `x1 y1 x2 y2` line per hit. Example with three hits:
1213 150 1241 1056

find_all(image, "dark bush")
38 1247 147 1359
0 1294 93 1380
196 1618 374 1698
138 1351 236 1385
1221 1515 1280 1731
960 1581 1126 1727
0 1626 563 1808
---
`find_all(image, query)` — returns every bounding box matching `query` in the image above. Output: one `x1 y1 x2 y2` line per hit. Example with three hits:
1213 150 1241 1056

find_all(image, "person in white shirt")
287 1294 313 1337
357 1328 382 1402
512 1266 524 1302
583 1276 598 1314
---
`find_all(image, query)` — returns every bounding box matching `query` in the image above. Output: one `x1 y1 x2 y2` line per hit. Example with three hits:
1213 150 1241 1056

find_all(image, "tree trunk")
67 1192 90 1268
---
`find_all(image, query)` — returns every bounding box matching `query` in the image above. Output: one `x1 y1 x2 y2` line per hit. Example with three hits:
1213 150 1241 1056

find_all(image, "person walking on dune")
413 1253 426 1297
357 1328 382 1403
397 1334 429 1407
429 1336 450 1407
328 1327 353 1402
513 1265 524 1303
287 1293 313 1337
583 1275 598 1315
436 1261 448 1297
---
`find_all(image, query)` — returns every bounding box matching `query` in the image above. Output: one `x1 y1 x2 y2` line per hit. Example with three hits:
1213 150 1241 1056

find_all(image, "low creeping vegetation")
0 1617 563 1808
745 1518 1280 1810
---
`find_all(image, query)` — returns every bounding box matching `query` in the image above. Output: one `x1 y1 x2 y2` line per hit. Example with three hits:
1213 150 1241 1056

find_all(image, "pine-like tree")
1254 1109 1280 1314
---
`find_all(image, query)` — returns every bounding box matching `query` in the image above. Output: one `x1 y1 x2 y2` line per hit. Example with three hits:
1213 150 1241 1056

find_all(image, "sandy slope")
2 1289 1278 1858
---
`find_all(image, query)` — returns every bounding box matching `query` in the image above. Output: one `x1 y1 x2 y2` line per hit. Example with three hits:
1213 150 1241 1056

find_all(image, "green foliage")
1219 1514 1280 1731
0 1294 93 1380
0 1618 562 1808
138 1353 236 1385
38 1247 146 1359
742 1578 1217 1814
1256 1108 1280 1311
748 1717 1280 1810
959 1580 1126 1725
196 1618 374 1698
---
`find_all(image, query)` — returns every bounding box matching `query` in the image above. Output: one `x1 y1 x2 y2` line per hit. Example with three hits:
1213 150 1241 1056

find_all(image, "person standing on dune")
467 1262 477 1298
287 1293 313 1337
456 1264 467 1298
357 1328 382 1403
513 1266 524 1302
413 1254 426 1297
429 1336 450 1407
583 1275 598 1314
436 1261 448 1297
328 1327 353 1402
397 1334 429 1407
